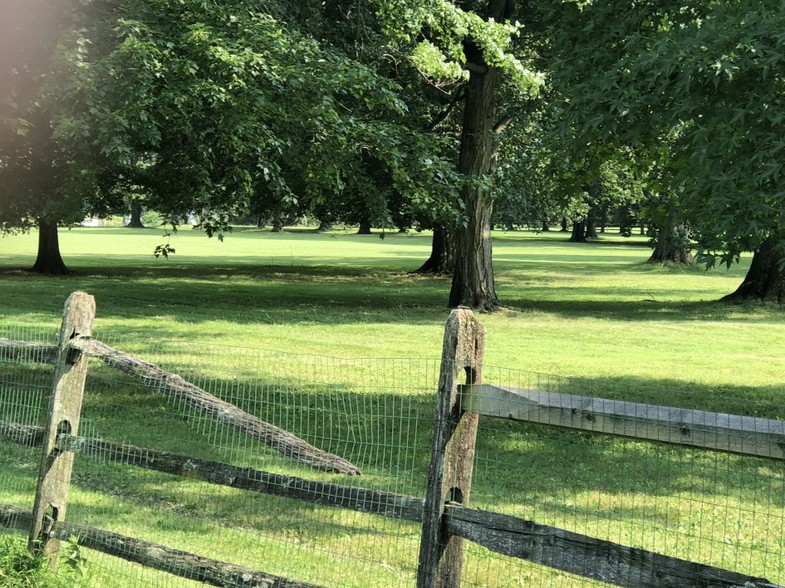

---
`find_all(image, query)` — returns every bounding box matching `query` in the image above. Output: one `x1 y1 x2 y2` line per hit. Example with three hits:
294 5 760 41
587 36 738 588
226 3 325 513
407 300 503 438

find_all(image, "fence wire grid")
1 324 784 587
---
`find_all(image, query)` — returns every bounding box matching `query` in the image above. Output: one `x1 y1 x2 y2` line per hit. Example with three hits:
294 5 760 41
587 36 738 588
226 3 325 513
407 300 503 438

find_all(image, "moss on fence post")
28 291 95 568
417 307 485 588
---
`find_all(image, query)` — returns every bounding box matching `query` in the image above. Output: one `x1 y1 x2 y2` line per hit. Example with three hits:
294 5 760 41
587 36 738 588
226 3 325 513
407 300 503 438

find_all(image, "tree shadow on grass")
501 295 785 324
0 263 454 330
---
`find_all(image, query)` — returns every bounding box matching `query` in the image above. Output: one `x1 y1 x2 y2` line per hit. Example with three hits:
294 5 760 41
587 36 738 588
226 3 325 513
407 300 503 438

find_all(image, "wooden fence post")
28 291 96 567
417 307 485 588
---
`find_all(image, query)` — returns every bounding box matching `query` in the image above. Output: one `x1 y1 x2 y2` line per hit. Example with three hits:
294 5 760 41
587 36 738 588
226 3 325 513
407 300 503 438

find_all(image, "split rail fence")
1 291 784 586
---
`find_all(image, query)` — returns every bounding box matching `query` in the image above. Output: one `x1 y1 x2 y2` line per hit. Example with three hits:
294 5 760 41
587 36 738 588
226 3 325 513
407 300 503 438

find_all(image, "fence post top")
61 292 96 337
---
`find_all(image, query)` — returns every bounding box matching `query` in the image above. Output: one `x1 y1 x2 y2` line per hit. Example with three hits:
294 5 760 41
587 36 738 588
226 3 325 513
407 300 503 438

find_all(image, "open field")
2 226 785 586
1 225 781 386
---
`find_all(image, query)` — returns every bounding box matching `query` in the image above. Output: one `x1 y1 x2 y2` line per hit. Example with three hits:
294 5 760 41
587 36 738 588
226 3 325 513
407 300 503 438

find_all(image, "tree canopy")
4 0 783 304
546 0 785 269
0 0 459 271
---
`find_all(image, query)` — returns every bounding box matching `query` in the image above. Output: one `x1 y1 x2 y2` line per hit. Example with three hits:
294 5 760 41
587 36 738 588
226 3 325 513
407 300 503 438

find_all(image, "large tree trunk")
415 227 455 274
585 213 599 240
569 219 587 242
32 218 69 275
357 220 372 235
722 237 785 303
648 221 693 265
449 0 512 311
126 201 144 228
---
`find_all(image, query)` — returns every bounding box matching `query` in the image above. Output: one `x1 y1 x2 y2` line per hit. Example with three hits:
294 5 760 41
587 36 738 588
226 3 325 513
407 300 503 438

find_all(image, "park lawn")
2 226 785 586
1 225 781 389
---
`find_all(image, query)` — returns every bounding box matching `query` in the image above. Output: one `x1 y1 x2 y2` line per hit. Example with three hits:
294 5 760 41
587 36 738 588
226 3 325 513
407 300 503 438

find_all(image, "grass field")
1 224 780 383
2 225 785 587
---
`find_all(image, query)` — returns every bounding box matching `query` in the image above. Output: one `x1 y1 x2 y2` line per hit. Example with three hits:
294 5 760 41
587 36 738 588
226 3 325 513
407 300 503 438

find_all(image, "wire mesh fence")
467 365 785 586
1 321 784 587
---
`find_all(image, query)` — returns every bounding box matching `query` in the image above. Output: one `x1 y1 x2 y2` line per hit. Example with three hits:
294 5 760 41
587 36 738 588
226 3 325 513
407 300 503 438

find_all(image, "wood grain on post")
417 308 485 588
28 291 95 567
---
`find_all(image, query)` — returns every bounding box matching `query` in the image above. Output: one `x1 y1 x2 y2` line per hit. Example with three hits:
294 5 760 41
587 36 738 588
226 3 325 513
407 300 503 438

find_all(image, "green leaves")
545 0 785 261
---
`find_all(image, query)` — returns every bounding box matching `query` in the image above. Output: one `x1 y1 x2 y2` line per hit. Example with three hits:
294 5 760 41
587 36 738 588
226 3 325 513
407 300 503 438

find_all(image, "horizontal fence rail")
461 384 785 460
0 503 324 588
445 504 781 588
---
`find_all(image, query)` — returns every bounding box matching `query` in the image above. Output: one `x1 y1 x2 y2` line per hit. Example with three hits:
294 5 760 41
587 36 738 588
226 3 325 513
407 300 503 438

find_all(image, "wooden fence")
0 291 783 587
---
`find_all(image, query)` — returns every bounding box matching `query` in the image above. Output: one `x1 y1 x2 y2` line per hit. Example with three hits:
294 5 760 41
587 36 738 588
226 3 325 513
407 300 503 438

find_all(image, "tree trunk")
560 217 569 232
32 218 69 275
449 0 512 311
722 237 785 303
585 212 598 240
126 201 144 228
357 219 372 235
648 222 693 265
569 220 587 243
541 220 550 232
415 227 455 274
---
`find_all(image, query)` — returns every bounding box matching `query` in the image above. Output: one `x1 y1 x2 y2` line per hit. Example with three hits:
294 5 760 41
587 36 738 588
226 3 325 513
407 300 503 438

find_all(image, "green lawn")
2 226 784 587
1 225 774 383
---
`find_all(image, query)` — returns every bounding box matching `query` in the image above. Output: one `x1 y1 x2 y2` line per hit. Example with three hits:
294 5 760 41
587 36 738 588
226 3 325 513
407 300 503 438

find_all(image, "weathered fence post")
28 291 95 567
417 307 485 588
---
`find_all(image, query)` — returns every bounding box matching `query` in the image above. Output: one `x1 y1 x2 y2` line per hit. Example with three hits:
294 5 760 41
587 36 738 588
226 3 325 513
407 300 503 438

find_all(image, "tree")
545 0 785 300
0 0 105 274
378 0 543 310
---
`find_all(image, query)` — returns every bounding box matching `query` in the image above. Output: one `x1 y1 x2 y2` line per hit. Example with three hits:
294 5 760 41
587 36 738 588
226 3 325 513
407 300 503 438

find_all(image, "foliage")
545 0 785 266
0 0 102 233
0 0 463 268
377 0 543 94
0 535 87 588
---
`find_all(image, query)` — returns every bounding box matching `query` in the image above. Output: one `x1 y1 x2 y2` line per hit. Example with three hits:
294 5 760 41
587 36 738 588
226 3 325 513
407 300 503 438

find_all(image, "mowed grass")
1 225 780 386
2 226 785 586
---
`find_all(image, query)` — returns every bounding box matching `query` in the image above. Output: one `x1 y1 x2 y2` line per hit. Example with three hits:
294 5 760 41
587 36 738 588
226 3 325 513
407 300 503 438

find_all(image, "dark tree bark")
585 213 598 240
560 217 569 232
722 237 785 303
569 219 587 242
415 227 455 274
126 201 144 228
31 218 69 274
648 222 693 265
541 220 550 232
317 219 333 232
357 220 372 235
448 0 512 311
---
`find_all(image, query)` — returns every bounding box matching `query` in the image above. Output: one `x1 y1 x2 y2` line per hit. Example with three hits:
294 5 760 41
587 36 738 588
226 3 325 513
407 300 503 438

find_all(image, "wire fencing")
1 312 784 587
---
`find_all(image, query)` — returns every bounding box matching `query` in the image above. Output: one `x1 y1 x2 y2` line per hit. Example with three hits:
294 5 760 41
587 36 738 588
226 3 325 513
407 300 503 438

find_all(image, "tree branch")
425 83 467 131
493 113 516 134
